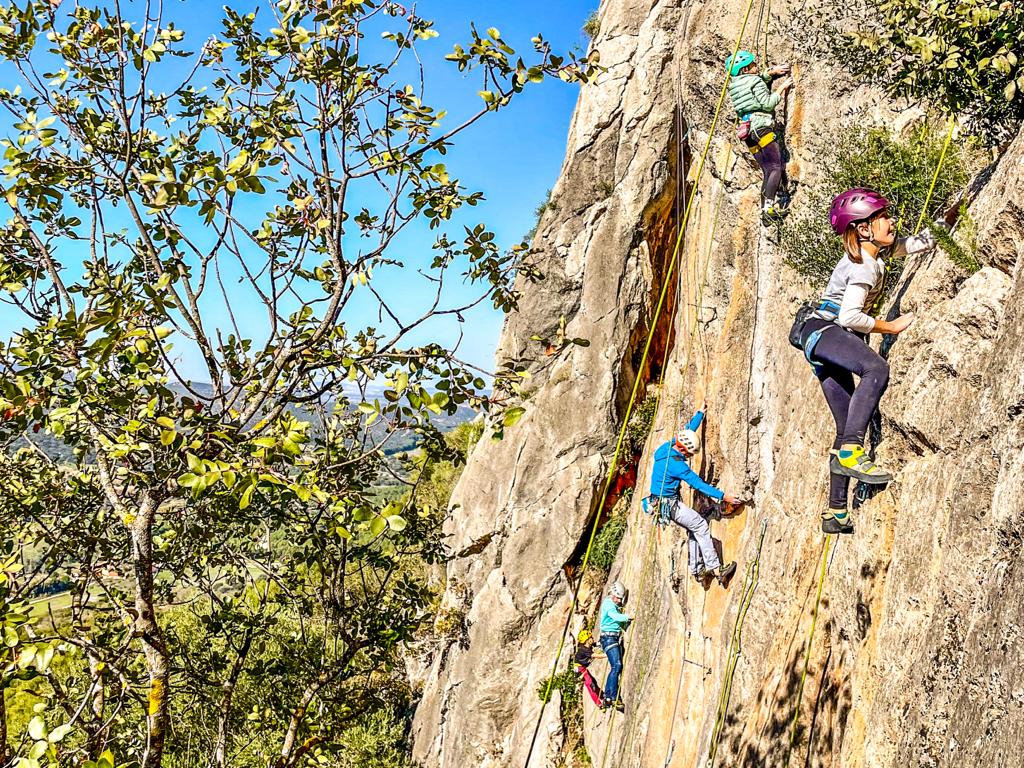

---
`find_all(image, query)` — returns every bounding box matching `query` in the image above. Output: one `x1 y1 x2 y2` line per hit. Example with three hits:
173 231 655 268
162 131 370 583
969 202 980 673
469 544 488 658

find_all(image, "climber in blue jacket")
649 406 741 587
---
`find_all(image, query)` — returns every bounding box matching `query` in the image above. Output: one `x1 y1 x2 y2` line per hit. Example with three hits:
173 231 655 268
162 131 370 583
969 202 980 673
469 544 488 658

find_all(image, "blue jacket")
598 597 630 635
648 411 724 501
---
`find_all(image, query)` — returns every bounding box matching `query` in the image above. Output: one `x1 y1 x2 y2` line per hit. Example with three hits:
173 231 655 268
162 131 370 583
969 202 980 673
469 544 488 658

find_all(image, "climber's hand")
770 64 791 76
885 313 916 335
779 76 795 93
723 493 742 506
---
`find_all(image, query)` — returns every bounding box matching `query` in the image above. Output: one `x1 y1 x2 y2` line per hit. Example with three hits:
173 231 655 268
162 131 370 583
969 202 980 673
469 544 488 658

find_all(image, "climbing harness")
705 518 769 768
746 130 775 153
783 534 833 768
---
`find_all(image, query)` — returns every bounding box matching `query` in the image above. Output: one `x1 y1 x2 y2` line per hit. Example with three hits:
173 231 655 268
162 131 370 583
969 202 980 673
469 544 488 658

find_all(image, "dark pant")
803 318 890 509
747 125 784 201
600 634 623 702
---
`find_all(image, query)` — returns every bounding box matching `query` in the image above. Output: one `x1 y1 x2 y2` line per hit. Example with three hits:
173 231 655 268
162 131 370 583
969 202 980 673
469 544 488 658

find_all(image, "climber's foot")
716 562 737 587
832 445 892 484
821 510 854 535
761 200 787 225
695 568 715 589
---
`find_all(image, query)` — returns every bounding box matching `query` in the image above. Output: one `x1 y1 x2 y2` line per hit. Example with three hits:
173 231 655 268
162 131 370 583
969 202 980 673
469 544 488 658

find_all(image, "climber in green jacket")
724 50 794 222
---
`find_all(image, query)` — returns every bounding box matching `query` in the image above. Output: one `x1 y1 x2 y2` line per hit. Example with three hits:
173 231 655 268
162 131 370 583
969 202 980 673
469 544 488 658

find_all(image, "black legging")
746 125 784 201
802 318 890 509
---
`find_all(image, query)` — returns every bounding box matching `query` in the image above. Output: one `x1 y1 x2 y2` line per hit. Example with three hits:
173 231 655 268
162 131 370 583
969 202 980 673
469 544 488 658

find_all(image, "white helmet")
609 581 627 601
676 429 699 454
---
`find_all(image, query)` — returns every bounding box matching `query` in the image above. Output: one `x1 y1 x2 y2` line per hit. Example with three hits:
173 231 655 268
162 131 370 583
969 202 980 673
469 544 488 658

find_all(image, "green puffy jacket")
727 72 780 133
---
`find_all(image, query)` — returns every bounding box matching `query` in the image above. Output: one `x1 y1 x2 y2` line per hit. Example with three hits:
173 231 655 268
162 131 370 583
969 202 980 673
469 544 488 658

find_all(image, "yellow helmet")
577 628 592 644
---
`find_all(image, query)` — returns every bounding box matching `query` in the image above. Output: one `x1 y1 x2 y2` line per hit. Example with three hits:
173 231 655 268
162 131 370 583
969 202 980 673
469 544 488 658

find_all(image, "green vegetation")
779 125 982 289
838 0 1023 143
536 666 583 727
626 392 660 454
590 491 631 572
0 2 598 765
582 11 601 41
524 189 558 243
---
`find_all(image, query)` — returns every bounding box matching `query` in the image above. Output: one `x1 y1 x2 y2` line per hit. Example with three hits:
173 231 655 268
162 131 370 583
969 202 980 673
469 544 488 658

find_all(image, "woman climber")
647 406 741 587
597 581 631 712
724 50 794 222
795 188 953 534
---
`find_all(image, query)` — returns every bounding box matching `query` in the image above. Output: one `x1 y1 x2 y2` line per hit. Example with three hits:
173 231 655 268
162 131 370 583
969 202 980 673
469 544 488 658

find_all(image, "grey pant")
667 498 720 575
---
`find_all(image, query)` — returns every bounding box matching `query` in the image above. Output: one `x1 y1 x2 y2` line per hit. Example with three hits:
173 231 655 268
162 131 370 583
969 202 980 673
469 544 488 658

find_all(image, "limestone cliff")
412 1 1024 766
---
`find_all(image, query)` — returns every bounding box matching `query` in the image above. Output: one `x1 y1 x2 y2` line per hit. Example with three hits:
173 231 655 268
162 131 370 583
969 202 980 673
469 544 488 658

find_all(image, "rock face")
411 1 1024 766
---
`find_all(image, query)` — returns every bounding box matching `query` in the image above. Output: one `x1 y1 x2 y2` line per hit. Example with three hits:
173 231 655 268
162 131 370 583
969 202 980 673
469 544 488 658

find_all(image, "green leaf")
239 483 255 510
503 407 526 427
369 516 387 537
28 716 46 741
48 724 72 743
386 515 407 532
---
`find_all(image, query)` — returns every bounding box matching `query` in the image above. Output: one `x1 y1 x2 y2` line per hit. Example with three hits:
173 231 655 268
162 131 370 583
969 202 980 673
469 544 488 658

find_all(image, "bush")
589 508 628 572
626 392 660 455
779 124 981 291
582 11 600 41
836 0 1024 143
335 708 411 768
537 667 583 734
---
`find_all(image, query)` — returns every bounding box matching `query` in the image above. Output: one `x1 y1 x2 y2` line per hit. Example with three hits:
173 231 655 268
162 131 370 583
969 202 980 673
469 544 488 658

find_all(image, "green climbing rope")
705 518 769 768
783 534 833 768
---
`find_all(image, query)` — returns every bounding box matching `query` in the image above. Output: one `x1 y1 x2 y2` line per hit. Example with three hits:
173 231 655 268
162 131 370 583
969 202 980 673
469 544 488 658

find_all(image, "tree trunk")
1 690 9 765
130 494 170 768
87 650 106 758
212 629 252 768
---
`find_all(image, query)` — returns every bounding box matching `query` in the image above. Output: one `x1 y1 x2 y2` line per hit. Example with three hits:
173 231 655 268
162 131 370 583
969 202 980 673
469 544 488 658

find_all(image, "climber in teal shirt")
648 407 741 588
597 581 631 712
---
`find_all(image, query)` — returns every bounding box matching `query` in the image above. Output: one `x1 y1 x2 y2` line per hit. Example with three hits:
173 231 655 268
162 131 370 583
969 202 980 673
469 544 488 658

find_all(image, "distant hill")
10 382 478 465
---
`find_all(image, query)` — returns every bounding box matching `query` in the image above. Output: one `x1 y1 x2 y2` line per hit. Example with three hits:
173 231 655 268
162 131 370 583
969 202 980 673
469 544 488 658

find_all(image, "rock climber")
573 628 604 707
598 581 631 712
648 406 740 588
794 187 953 534
724 49 795 222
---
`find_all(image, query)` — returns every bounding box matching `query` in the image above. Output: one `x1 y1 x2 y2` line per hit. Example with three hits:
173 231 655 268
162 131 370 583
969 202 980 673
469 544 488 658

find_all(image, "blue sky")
0 1 598 382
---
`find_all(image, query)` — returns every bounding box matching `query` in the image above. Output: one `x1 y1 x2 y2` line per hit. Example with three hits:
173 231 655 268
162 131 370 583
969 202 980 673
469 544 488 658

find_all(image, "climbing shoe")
613 699 625 713
695 568 715 588
832 445 892 485
821 509 854 535
716 562 737 587
761 199 787 224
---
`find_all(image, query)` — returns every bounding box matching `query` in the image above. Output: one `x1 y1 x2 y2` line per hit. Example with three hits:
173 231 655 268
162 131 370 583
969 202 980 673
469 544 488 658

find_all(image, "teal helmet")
725 50 755 76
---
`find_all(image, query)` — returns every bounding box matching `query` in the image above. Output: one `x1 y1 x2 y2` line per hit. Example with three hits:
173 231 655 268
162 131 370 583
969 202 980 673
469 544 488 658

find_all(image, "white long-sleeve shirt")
818 229 938 334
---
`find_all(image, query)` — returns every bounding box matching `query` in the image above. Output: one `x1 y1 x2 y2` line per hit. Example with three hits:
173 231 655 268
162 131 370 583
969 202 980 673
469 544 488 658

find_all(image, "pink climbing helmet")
828 188 891 234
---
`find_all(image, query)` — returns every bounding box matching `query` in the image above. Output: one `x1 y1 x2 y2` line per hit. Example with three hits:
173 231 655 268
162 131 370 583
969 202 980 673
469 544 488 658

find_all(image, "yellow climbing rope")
705 517 769 768
600 96 752 768
783 534 833 768
914 117 957 233
522 3 765 764
598 117 734 768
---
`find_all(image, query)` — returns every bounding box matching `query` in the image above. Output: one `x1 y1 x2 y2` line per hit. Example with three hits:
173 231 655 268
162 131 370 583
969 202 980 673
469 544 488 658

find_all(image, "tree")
826 0 1023 142
0 2 597 766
